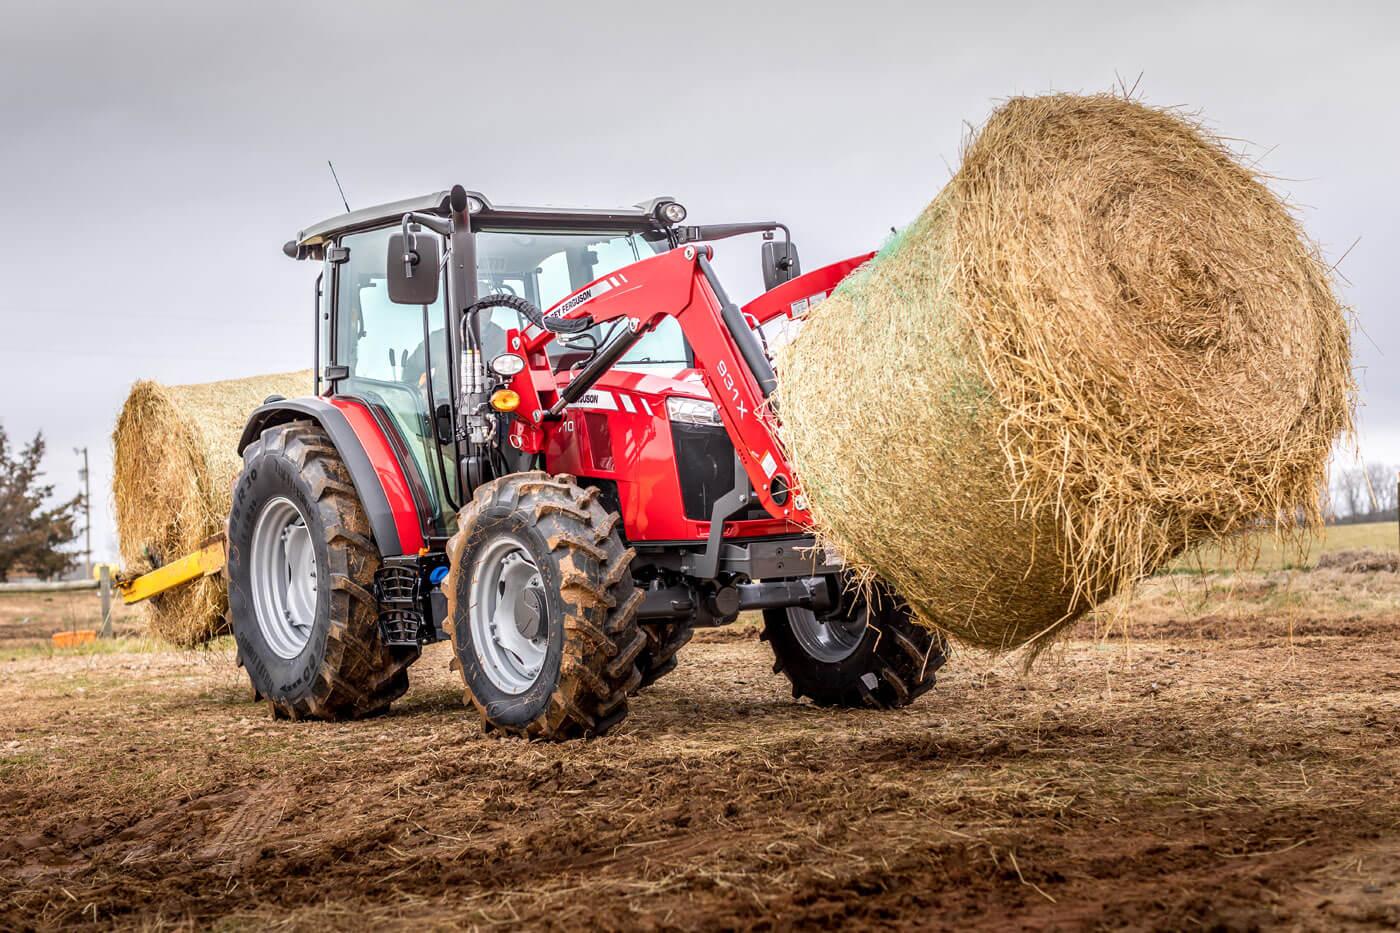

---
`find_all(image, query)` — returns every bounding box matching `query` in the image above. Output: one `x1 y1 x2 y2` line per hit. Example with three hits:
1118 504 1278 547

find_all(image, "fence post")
99 565 112 639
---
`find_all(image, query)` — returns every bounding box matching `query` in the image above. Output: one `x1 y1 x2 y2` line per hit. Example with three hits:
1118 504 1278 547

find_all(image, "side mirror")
762 239 801 291
386 231 440 305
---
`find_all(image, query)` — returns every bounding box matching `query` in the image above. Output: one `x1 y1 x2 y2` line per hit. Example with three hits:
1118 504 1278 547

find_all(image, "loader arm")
512 245 815 525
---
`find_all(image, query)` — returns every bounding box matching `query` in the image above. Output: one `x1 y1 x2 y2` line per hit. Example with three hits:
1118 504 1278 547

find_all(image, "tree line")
1329 462 1399 525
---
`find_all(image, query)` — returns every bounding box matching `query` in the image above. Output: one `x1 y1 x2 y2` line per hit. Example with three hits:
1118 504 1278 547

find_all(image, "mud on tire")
763 580 947 709
444 472 646 739
228 420 417 720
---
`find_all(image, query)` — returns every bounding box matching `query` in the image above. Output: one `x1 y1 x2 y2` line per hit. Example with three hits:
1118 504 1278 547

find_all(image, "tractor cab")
283 190 803 543
284 192 693 538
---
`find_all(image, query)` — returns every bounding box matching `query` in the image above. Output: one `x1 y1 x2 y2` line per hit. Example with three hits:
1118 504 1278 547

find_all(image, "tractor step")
373 558 439 647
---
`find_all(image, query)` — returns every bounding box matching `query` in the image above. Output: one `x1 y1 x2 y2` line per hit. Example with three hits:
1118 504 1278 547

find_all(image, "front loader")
138 185 947 738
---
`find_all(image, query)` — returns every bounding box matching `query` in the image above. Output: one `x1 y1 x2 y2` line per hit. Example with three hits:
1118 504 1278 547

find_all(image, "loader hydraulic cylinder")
699 256 778 398
546 324 649 418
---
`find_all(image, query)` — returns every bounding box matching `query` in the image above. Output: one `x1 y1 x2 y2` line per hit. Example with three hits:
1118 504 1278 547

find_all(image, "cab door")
329 224 459 534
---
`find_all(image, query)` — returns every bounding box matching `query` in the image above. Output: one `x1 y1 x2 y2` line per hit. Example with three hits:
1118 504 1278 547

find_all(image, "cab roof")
286 190 677 258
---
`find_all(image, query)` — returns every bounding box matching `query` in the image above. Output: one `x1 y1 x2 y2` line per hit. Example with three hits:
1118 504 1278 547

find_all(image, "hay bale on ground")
778 93 1352 655
112 371 313 645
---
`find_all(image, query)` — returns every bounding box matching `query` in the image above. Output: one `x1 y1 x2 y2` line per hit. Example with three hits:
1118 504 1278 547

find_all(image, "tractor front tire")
227 420 417 720
763 580 947 709
444 472 646 739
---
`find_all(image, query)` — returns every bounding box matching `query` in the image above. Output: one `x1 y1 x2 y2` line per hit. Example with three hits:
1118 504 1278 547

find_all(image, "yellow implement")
116 537 226 605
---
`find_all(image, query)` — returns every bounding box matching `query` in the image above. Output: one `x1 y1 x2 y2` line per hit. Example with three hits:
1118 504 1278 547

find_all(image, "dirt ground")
2 569 1398 931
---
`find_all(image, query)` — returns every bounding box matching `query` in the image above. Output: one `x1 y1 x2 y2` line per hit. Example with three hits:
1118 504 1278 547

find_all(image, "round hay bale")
111 371 313 645
778 94 1352 654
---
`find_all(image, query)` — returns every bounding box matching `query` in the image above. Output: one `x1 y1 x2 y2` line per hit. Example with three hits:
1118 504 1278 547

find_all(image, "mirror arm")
400 215 418 280
400 212 452 237
678 222 796 274
772 223 794 270
398 212 453 281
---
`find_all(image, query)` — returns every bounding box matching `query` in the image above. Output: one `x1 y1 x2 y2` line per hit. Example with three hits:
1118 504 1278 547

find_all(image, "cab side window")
334 226 447 399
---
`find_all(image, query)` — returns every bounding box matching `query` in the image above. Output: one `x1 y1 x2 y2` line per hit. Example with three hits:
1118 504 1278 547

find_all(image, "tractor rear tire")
444 472 646 739
762 580 947 709
227 420 417 720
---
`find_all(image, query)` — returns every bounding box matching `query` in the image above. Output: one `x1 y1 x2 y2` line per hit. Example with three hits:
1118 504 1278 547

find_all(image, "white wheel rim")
249 497 319 660
469 535 549 694
787 604 867 663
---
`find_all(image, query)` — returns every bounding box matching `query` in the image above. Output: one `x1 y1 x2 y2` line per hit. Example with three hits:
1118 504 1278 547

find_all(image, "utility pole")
74 447 92 579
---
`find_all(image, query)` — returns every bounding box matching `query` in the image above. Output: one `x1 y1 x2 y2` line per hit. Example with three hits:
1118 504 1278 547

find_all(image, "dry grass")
110 371 312 646
779 93 1352 656
0 569 1396 929
1173 519 1398 573
1084 565 1400 642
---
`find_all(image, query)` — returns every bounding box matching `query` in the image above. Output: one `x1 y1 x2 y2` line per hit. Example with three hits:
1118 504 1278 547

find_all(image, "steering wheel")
479 280 519 298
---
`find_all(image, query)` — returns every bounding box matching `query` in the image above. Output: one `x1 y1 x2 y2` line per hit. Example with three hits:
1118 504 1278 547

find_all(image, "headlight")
490 353 525 376
656 200 687 225
666 396 722 426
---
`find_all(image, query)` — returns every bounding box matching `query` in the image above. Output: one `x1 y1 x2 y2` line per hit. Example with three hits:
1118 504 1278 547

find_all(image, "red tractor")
229 185 946 738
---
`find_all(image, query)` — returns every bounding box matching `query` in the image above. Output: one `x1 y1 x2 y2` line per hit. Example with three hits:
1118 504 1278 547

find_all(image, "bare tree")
1329 462 1399 523
1364 462 1398 515
1330 465 1369 521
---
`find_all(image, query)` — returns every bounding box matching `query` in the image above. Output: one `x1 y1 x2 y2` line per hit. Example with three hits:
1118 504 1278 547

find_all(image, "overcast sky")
2 0 1395 562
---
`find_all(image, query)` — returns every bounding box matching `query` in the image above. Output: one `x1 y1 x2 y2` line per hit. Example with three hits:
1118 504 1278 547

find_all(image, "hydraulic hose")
463 294 593 336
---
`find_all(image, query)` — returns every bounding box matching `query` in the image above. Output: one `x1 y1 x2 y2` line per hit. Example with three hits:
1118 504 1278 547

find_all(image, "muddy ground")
2 569 1398 931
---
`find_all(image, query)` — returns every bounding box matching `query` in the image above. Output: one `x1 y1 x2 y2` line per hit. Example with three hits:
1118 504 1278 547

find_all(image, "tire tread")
236 420 416 721
444 471 644 739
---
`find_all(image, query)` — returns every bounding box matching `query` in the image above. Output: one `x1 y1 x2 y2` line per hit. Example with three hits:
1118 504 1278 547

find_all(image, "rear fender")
238 397 425 557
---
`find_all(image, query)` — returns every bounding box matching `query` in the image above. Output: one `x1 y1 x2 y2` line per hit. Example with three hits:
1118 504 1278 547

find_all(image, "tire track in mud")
195 779 285 874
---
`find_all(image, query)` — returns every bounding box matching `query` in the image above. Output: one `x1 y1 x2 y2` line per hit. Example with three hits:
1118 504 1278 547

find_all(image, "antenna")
327 160 351 213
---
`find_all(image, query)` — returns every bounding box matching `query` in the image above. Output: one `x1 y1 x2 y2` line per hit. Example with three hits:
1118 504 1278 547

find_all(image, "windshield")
474 228 691 369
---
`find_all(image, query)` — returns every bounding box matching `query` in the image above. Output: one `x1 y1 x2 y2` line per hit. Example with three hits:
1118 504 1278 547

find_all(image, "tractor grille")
671 423 770 522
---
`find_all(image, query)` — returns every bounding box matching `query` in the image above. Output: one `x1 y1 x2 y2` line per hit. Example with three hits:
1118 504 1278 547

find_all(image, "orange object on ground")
52 630 96 648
